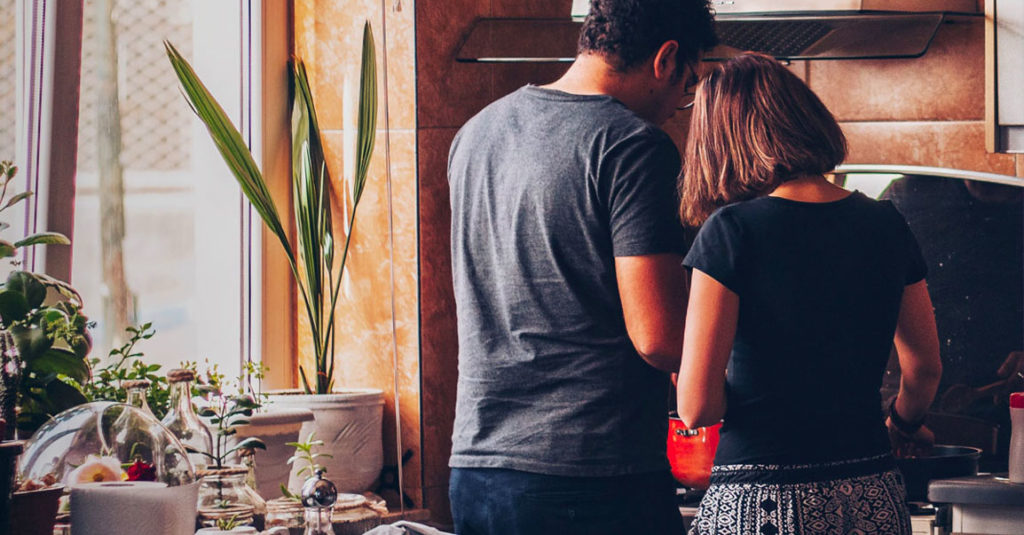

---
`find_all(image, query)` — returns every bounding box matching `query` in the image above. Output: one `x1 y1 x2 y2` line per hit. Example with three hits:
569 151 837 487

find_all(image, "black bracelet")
888 397 924 435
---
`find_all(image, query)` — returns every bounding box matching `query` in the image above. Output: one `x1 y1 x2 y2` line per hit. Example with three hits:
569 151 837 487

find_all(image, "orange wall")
293 0 422 509
416 0 572 523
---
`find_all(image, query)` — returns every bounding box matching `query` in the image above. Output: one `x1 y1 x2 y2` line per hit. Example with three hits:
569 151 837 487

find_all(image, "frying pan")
895 445 982 502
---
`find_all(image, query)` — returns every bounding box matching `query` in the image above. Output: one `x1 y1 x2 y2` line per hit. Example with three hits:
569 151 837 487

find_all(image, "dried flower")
65 455 125 484
126 459 156 481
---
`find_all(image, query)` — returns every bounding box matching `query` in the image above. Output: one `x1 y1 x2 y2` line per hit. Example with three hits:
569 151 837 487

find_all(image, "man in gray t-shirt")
447 1 716 533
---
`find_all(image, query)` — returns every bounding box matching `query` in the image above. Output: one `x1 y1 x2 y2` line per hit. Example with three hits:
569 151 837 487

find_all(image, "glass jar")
123 379 153 416
265 497 305 529
161 368 213 470
197 466 260 527
19 402 195 487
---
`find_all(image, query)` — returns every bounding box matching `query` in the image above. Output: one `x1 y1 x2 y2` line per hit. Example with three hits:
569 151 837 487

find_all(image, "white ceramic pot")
266 389 384 493
234 407 314 499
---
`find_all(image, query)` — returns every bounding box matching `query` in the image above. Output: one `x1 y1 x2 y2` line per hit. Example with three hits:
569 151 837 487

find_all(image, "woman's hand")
886 417 935 458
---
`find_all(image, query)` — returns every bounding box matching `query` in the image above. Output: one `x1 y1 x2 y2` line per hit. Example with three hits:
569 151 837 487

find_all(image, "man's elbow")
633 335 683 372
636 346 682 372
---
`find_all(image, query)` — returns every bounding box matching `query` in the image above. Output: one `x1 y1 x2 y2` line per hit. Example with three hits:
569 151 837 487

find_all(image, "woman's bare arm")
676 269 738 429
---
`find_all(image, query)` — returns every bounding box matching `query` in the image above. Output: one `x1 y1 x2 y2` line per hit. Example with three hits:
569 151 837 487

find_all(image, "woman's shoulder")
844 191 909 223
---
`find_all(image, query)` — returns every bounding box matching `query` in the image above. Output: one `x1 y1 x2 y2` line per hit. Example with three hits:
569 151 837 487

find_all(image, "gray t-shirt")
448 85 684 477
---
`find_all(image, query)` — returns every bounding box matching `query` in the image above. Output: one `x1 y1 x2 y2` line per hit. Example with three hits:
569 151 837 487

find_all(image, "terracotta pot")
10 485 64 535
0 440 23 533
667 416 720 489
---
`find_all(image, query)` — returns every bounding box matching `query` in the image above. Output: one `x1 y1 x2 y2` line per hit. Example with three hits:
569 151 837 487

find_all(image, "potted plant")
192 376 267 528
81 324 171 416
164 21 385 494
0 160 91 441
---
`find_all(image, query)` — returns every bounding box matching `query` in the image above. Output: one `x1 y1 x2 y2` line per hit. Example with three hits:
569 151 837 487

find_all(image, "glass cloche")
18 401 196 487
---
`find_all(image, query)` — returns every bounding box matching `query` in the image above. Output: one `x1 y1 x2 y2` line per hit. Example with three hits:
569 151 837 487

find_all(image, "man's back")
448 85 684 476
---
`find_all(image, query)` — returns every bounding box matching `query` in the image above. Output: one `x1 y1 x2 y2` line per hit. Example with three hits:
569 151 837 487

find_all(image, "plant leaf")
24 348 91 385
0 289 29 326
14 232 71 248
164 41 294 264
231 437 266 452
6 270 49 309
1 191 32 211
44 378 89 415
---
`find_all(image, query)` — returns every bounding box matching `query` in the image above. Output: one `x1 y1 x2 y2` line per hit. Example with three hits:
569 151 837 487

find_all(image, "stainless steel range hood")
456 0 980 63
704 0 980 60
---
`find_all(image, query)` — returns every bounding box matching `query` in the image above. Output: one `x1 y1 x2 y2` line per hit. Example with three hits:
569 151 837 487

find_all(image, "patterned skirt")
688 454 912 535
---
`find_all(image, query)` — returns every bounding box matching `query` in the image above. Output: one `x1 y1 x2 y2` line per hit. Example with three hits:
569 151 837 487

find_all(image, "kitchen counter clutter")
929 474 1024 534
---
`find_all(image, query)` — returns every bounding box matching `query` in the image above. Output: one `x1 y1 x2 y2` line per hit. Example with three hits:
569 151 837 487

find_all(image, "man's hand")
997 350 1024 391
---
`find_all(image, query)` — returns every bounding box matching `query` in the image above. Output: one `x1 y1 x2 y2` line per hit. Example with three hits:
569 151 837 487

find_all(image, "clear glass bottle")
238 449 268 529
122 379 153 416
303 507 334 535
301 470 337 535
160 368 213 470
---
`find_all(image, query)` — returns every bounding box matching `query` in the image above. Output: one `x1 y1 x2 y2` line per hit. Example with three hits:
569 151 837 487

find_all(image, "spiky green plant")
164 22 377 394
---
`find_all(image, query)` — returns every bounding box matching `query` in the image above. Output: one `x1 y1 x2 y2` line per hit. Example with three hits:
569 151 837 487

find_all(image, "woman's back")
685 191 927 465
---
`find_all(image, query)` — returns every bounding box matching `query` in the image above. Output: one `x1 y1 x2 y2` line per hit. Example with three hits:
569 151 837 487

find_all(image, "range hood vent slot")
707 12 950 60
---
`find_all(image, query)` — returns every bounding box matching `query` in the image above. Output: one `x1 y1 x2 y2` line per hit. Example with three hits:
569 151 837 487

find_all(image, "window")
3 0 266 380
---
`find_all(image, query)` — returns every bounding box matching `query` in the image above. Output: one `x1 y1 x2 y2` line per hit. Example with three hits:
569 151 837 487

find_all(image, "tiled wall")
416 0 571 523
807 17 1022 176
293 0 422 508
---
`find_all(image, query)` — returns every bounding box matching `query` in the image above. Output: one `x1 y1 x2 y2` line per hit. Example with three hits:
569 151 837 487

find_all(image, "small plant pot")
10 485 64 535
196 466 264 528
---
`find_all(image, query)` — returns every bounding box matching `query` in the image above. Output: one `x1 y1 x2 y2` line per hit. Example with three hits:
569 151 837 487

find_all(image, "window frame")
25 0 295 386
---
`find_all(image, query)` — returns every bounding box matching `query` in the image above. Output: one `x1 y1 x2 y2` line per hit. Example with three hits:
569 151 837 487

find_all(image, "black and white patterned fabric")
689 454 912 535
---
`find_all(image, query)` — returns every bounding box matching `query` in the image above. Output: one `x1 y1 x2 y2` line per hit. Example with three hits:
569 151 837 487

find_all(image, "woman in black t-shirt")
675 53 942 535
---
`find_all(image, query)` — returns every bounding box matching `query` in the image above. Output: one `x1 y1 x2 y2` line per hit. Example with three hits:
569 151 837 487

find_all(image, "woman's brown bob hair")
679 53 847 226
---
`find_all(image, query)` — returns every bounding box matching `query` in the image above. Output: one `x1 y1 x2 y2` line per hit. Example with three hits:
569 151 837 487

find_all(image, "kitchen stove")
676 486 704 531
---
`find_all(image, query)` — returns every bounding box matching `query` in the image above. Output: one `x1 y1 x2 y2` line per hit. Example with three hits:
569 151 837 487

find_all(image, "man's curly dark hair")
578 0 717 72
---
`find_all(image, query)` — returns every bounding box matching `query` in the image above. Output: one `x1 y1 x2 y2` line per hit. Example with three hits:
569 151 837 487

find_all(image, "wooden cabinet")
986 0 1024 153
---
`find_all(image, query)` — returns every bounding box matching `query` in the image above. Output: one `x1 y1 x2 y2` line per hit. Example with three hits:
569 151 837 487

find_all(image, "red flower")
126 459 156 481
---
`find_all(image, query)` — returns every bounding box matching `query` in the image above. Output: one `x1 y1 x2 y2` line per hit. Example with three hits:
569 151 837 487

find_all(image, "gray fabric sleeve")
603 133 684 257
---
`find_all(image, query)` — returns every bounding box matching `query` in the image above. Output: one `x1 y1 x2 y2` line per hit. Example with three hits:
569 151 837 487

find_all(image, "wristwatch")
888 398 924 435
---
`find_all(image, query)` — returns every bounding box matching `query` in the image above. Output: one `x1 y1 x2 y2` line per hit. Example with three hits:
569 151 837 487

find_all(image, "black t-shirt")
683 192 927 465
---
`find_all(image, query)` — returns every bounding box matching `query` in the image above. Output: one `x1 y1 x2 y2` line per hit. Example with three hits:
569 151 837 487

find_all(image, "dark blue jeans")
449 467 684 535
